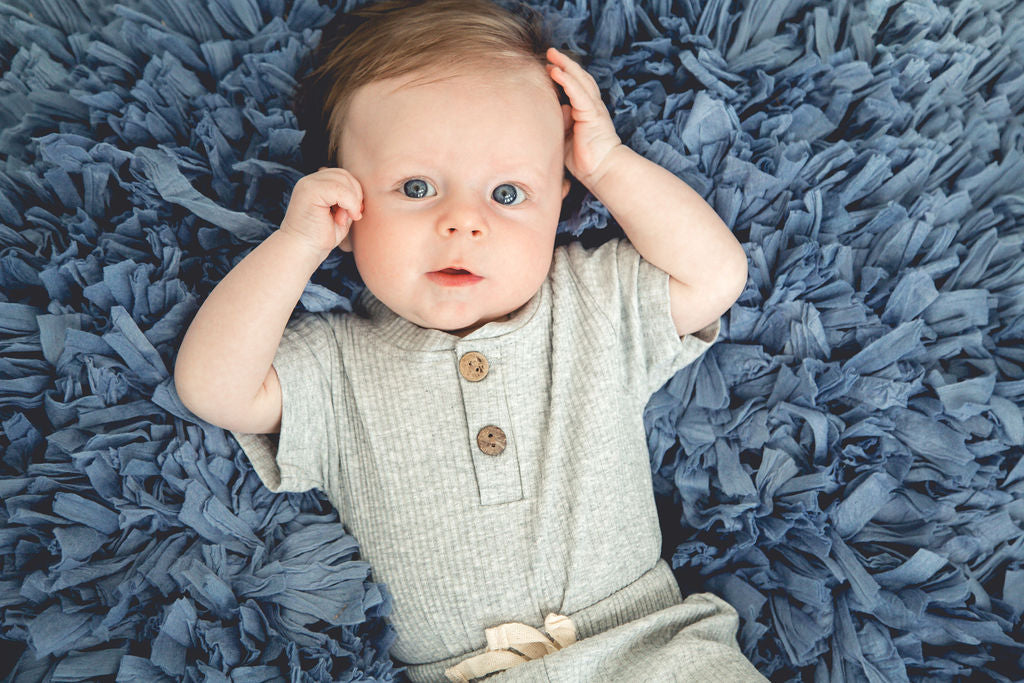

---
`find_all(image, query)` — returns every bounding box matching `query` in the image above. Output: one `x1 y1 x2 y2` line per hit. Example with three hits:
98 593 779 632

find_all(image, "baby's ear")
561 176 570 199
561 104 572 136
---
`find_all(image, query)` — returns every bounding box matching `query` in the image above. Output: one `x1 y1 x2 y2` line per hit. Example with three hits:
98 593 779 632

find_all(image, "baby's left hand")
546 47 623 189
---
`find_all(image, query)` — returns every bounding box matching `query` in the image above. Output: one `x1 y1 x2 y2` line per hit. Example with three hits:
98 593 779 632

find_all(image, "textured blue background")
1 0 1022 680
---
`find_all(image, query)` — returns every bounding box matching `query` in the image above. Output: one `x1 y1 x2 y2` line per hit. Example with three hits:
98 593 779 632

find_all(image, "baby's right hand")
279 167 364 256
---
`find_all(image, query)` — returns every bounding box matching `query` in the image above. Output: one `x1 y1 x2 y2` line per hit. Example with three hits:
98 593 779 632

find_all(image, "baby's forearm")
174 229 329 424
587 145 747 292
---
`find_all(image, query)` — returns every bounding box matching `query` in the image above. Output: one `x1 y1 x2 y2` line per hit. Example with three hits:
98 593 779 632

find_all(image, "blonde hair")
293 0 571 170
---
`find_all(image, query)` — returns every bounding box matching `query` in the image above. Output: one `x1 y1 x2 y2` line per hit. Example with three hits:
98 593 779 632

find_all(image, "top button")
459 351 489 381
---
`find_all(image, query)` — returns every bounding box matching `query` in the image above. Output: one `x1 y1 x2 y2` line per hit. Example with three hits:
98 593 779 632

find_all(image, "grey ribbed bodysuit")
232 238 765 682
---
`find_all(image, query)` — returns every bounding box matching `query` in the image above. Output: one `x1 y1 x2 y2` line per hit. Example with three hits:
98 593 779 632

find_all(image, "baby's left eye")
492 184 526 206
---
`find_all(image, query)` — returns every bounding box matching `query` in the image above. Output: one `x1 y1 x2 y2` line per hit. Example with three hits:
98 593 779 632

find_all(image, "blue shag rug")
1 0 1023 680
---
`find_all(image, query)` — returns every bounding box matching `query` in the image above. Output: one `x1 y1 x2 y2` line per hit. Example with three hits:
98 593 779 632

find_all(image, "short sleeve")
562 238 720 400
230 310 343 494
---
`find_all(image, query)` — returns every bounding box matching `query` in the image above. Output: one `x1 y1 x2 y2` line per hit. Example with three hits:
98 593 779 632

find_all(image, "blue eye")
401 179 526 204
402 179 436 198
493 183 526 206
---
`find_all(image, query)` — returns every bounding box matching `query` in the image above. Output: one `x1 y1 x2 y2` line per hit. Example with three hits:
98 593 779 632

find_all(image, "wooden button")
459 351 489 382
476 426 506 456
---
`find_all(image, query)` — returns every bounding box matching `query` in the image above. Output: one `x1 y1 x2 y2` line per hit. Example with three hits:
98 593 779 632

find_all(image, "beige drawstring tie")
444 613 577 682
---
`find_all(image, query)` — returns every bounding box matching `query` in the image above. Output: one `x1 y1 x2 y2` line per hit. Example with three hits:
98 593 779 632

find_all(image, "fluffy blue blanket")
1 0 1022 680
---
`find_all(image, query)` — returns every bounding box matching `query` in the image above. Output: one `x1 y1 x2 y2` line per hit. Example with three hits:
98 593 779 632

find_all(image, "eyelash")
398 178 532 204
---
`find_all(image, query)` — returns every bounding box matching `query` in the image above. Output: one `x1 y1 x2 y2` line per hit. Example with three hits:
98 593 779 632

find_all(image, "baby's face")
337 61 569 337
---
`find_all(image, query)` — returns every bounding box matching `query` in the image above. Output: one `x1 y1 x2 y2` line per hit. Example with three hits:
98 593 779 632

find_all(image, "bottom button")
476 426 507 456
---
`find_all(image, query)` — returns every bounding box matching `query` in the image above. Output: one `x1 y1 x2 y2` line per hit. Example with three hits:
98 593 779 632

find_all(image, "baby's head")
295 0 574 337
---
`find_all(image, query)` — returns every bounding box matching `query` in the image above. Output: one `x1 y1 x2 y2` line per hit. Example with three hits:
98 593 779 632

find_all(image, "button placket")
456 345 522 505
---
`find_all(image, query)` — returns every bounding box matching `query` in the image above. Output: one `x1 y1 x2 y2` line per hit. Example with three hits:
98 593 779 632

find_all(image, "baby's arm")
174 229 327 433
174 168 362 434
584 145 746 337
547 49 747 336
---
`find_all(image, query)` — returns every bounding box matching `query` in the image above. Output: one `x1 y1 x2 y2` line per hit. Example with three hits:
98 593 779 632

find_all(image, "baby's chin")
425 317 491 337
421 311 516 337
441 324 480 338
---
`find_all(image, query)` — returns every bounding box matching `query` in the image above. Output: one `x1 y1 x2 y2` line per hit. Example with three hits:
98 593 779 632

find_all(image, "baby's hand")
546 48 623 189
280 167 364 256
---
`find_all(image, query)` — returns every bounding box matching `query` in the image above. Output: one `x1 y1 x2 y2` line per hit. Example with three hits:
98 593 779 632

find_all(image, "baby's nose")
444 224 484 237
438 197 487 237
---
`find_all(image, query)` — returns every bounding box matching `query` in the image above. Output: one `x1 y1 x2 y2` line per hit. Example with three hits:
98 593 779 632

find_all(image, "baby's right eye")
402 179 436 199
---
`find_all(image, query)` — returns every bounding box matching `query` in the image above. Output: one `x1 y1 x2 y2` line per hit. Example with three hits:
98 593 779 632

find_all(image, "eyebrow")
380 159 549 182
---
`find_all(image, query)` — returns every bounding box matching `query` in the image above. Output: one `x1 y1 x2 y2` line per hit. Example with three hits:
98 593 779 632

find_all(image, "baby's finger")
546 48 602 102
547 57 601 111
311 179 363 221
548 64 602 121
330 204 354 228
315 171 364 219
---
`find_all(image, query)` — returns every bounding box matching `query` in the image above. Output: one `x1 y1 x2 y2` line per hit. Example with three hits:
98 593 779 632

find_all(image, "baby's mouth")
427 267 484 286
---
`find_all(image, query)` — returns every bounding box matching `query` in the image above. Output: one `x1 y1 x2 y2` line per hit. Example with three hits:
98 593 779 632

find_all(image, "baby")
174 0 764 681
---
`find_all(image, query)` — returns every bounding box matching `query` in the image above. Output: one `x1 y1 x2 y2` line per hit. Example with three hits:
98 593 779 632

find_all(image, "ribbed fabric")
231 239 762 682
